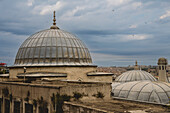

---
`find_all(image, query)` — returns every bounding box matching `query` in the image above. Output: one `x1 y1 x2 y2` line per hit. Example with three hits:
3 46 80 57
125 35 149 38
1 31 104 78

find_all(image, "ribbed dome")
115 70 157 82
112 81 170 105
14 29 92 66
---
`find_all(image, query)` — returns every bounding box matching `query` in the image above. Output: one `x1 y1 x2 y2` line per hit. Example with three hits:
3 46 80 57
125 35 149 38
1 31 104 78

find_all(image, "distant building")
112 58 170 105
157 57 169 82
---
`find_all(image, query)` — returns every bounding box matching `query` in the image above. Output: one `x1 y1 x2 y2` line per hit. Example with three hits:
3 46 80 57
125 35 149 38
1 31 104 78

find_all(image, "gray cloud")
0 0 170 66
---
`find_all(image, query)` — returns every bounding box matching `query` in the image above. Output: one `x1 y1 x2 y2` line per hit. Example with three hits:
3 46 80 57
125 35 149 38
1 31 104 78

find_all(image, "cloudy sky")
0 0 170 66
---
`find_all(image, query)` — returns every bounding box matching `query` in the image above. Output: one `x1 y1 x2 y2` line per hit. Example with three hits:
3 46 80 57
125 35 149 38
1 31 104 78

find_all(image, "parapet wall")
63 102 108 113
0 81 111 100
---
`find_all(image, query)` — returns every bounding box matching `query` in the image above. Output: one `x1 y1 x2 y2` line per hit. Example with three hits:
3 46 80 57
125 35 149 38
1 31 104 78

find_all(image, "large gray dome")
14 29 92 66
115 70 157 82
112 81 170 105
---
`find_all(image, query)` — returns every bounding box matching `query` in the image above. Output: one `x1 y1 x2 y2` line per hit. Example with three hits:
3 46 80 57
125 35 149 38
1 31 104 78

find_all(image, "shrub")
93 92 104 99
61 94 71 101
9 94 12 102
24 91 30 102
33 99 37 107
73 92 83 100
2 87 9 97
51 93 71 113
37 97 48 113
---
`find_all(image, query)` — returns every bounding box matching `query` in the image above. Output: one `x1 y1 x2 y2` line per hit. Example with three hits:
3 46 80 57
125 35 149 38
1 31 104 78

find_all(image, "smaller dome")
158 57 168 65
115 70 157 82
112 81 170 105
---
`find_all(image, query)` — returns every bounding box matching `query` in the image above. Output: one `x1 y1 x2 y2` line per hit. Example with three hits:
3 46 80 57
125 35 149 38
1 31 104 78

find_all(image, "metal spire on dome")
135 60 138 66
134 60 139 70
53 11 56 25
50 11 59 29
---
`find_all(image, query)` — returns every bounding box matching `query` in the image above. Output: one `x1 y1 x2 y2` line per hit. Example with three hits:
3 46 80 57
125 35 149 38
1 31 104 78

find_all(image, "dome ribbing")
14 29 92 66
115 70 157 82
112 81 170 105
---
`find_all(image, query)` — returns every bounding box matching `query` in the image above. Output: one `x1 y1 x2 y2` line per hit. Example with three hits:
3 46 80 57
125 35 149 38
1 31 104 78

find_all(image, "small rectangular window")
57 38 62 46
34 47 40 58
162 66 164 70
25 48 30 58
58 47 62 58
42 38 47 46
46 47 51 58
46 38 51 46
37 38 43 46
63 47 68 58
51 47 56 58
61 38 66 46
29 48 34 58
73 48 78 58
32 38 38 47
51 38 56 46
40 47 45 58
68 48 73 58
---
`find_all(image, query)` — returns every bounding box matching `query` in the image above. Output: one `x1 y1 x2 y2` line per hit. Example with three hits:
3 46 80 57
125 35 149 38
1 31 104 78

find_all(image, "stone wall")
60 83 111 99
87 76 112 83
9 66 97 82
0 81 111 113
63 102 108 113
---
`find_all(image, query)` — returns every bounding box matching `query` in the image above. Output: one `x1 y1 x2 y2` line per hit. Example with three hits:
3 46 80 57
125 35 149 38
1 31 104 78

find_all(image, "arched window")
162 66 164 70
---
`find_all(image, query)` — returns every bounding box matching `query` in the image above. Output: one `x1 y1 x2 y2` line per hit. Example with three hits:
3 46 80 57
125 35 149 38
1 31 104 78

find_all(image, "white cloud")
129 24 137 28
119 34 152 41
0 31 28 40
0 31 28 65
32 1 65 15
107 0 132 6
132 2 142 9
160 10 170 19
61 1 104 20
27 0 34 6
63 6 85 18
91 53 133 62
91 34 152 43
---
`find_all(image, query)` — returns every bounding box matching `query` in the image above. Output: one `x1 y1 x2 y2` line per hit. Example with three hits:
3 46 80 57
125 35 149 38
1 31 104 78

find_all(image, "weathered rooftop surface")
72 99 170 113
0 80 111 87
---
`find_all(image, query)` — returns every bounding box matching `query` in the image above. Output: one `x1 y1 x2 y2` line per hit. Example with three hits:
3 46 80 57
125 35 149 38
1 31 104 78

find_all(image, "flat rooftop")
72 99 170 113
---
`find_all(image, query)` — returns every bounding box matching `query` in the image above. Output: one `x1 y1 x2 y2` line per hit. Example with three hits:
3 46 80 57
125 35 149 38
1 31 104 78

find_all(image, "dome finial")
50 11 59 29
134 60 139 70
135 60 138 66
53 11 56 25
